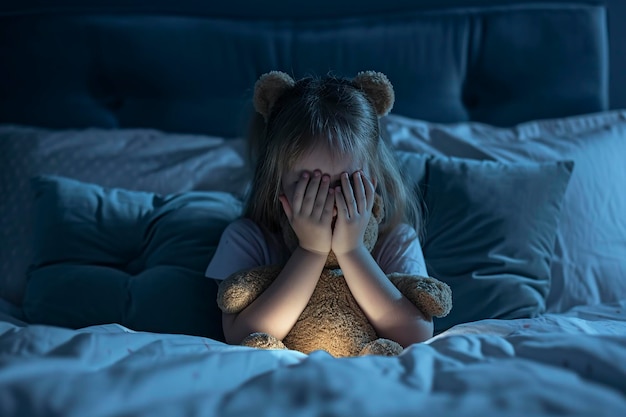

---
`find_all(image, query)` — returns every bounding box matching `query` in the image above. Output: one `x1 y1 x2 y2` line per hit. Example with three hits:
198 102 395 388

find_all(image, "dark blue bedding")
2 5 626 416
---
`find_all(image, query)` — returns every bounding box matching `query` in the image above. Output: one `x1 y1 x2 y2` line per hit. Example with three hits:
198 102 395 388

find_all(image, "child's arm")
333 171 433 347
335 247 433 347
222 246 327 344
222 170 335 345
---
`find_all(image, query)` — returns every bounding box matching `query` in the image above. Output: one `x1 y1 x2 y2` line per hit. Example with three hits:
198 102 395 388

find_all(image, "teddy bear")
215 70 453 357
216 197 452 358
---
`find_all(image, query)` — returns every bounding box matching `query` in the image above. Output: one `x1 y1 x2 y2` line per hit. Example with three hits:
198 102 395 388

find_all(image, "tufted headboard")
0 2 609 137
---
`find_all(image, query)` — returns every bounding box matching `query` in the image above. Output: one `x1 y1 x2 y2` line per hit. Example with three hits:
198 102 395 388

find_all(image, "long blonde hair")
244 73 422 239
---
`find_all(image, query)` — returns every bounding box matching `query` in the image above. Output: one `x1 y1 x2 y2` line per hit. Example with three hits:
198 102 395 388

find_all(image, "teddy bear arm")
216 265 282 314
388 273 452 318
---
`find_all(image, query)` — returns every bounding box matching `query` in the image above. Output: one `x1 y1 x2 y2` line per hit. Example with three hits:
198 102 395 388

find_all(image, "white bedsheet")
1 301 625 417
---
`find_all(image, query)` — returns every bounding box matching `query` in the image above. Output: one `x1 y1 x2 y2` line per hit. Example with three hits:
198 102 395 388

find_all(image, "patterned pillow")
0 125 250 307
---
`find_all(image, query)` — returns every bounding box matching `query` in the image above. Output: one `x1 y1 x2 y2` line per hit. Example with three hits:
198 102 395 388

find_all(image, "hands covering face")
279 170 376 256
331 170 376 255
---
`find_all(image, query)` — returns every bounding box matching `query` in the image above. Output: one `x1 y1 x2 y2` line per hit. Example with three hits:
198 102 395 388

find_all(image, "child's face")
281 145 370 208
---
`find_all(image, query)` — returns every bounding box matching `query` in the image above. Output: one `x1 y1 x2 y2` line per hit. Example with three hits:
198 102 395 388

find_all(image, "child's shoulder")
380 222 419 242
224 217 260 233
222 217 290 260
222 218 267 243
375 222 420 254
374 222 425 275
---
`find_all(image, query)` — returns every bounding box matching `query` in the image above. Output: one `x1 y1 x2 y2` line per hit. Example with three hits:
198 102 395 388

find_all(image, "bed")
1 1 626 415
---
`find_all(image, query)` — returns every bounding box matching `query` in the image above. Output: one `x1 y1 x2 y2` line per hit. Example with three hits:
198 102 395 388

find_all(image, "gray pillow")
415 157 574 332
22 175 242 339
383 111 626 313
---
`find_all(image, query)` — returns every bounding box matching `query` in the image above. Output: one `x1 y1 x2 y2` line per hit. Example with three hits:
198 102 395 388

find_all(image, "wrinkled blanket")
1 301 625 417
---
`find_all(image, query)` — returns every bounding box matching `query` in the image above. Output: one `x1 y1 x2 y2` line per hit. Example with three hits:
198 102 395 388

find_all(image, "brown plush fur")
352 71 395 116
252 70 395 121
253 71 296 120
216 196 452 357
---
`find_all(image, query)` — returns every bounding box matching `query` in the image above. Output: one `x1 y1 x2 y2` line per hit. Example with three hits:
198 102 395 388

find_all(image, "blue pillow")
382 112 626 313
23 175 242 340
418 157 574 332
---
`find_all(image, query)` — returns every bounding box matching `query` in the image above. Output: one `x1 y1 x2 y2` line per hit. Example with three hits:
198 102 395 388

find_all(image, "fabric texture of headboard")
0 3 608 137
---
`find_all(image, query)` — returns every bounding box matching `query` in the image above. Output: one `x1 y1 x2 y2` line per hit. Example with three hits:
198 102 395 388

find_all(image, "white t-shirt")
205 218 428 280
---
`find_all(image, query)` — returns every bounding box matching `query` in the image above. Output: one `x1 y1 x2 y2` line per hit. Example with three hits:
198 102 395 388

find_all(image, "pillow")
414 157 573 332
383 110 626 313
22 175 243 340
0 125 251 307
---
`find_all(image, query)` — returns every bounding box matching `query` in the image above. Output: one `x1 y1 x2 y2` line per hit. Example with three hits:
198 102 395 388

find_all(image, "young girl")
205 71 432 348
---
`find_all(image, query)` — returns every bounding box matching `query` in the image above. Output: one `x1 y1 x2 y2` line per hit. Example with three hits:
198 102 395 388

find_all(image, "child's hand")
279 170 335 255
332 170 376 255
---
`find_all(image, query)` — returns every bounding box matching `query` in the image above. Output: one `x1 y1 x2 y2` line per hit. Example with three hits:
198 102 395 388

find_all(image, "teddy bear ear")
253 71 296 120
352 71 395 117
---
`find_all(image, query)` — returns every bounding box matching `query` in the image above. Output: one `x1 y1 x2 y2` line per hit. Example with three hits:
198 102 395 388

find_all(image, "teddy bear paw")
359 338 404 356
241 332 288 350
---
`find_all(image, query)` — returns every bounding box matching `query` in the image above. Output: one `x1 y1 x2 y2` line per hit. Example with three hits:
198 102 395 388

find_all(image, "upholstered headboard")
0 2 608 137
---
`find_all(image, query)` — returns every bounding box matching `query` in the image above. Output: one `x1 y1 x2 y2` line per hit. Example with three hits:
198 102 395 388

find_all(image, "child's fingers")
340 172 356 217
292 171 310 214
361 171 376 212
352 171 367 214
312 174 331 220
334 186 349 219
321 187 335 223
278 194 293 219
302 170 322 215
